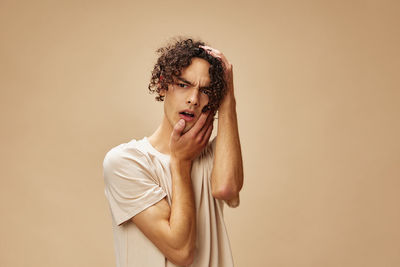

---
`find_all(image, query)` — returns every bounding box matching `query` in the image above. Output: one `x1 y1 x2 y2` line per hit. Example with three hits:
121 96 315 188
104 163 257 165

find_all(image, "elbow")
211 170 243 201
181 248 195 266
171 247 195 266
212 183 240 201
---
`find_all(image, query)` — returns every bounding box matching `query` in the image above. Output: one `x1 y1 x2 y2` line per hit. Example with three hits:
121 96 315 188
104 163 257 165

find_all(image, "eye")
177 83 189 88
200 88 210 95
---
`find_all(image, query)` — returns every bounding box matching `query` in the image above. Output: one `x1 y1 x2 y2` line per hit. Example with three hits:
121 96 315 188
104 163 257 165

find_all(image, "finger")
200 45 221 59
171 119 185 141
189 110 210 135
205 50 222 59
201 46 229 68
202 111 215 131
198 112 215 139
200 45 222 57
200 45 220 54
201 120 214 145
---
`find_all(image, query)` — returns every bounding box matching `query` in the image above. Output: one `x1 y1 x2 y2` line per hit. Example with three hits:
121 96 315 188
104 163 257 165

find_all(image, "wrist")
219 94 236 112
222 88 235 101
170 157 192 171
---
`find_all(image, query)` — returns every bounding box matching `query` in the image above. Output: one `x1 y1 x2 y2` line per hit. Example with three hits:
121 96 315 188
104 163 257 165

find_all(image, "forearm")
211 94 244 199
168 158 196 252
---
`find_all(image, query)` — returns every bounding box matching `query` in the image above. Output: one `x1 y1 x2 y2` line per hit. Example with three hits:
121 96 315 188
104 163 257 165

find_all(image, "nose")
187 88 200 106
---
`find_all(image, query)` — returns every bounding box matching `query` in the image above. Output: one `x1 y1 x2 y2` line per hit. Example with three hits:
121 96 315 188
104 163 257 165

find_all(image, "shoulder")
103 138 151 176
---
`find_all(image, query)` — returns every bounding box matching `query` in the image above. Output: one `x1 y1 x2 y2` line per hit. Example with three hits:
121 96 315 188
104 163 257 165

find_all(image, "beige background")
1 0 399 266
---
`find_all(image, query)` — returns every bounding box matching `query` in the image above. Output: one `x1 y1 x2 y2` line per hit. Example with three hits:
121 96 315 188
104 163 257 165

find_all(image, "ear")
159 88 166 97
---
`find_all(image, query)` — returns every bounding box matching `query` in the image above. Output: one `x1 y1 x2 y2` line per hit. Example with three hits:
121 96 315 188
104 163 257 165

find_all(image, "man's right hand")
131 110 214 266
169 110 215 162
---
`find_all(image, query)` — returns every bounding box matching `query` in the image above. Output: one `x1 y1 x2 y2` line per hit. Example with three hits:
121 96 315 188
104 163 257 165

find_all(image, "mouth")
179 110 195 122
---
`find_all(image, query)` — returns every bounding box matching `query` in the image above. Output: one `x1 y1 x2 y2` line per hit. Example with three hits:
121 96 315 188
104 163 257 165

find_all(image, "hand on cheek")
169 111 213 162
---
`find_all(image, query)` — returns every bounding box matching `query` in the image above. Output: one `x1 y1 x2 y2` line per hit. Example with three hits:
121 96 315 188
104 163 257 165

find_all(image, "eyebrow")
177 77 211 90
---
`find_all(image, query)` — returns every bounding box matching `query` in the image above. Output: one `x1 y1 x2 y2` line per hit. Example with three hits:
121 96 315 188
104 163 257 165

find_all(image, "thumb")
171 119 186 141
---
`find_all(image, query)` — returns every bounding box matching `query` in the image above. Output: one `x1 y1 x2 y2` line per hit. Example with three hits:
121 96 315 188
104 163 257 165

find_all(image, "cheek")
201 93 209 105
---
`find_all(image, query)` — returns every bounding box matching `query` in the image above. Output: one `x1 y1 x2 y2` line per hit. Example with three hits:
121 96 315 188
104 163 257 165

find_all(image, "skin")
163 57 213 136
199 45 243 207
131 50 243 266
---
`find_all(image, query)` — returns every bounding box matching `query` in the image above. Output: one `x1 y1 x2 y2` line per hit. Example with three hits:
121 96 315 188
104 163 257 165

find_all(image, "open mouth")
179 110 196 122
179 111 194 117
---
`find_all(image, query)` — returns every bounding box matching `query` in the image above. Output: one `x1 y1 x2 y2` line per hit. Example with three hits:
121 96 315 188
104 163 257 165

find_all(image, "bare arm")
200 45 244 206
212 94 243 206
132 160 195 266
131 111 214 266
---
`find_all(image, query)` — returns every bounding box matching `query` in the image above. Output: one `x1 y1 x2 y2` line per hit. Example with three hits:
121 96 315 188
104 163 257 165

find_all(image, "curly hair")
148 36 227 113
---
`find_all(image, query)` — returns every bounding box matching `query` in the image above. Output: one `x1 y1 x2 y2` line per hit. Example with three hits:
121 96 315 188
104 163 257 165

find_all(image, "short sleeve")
103 145 167 226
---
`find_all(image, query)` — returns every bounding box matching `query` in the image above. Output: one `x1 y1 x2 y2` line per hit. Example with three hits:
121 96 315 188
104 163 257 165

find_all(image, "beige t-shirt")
103 136 234 267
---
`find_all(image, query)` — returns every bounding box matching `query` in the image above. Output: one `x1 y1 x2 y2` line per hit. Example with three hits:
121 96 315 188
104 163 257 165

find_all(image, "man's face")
161 57 211 134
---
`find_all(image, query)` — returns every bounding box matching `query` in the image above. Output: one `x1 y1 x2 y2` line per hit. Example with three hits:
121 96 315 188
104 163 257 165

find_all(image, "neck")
148 115 173 155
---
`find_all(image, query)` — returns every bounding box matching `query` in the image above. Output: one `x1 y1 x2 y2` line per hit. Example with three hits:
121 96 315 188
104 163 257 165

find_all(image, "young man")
103 37 243 267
